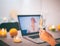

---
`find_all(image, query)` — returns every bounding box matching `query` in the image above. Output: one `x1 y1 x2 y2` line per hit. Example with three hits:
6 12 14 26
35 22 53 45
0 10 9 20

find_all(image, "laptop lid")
18 15 41 36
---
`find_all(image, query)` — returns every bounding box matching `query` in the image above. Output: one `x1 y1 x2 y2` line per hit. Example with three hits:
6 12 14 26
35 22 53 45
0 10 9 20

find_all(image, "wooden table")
0 31 60 46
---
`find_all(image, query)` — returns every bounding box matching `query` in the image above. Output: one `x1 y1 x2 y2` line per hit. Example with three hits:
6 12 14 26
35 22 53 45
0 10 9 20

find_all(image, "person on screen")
31 17 36 31
27 17 39 33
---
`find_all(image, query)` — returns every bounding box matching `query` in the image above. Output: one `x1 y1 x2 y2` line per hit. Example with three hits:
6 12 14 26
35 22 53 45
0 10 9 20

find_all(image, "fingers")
39 29 46 38
39 18 43 27
39 29 46 34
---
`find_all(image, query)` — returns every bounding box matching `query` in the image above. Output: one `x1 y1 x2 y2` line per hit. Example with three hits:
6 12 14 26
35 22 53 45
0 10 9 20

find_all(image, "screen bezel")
18 15 41 36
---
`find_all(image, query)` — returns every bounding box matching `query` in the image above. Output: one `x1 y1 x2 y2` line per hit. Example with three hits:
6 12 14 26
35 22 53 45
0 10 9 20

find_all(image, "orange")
1 29 7 37
9 28 18 37
57 24 60 31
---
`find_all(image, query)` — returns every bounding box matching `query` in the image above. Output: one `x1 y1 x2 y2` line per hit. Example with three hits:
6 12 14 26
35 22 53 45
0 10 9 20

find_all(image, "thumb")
39 29 43 35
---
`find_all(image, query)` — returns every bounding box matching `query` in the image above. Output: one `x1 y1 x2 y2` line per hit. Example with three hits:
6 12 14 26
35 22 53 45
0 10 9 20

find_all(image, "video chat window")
19 16 40 34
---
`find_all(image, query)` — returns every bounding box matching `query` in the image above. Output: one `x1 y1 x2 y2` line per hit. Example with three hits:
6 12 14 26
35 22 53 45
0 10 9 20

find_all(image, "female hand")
39 29 56 46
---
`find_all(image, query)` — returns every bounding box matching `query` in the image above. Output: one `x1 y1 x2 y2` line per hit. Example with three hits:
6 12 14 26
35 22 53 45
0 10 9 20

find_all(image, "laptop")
18 15 45 44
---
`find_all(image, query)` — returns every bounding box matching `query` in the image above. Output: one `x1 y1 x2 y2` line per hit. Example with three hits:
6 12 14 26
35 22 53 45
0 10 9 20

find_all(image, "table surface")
0 31 60 46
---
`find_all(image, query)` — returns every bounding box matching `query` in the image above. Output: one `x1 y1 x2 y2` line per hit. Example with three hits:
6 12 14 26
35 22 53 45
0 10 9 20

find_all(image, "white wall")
41 0 60 26
0 0 22 22
0 0 41 22
0 0 60 26
20 0 41 14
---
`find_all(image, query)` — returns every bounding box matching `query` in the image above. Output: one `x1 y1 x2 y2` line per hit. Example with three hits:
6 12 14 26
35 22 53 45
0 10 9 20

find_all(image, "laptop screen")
18 15 41 36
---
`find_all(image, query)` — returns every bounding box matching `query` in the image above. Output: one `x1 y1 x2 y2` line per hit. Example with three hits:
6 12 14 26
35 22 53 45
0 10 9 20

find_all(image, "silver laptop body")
18 15 45 44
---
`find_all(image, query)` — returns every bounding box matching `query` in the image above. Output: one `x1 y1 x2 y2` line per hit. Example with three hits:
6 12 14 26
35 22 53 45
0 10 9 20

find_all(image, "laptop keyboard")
29 35 39 39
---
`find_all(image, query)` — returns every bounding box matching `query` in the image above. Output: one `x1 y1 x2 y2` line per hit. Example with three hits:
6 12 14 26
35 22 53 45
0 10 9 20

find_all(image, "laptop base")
23 36 45 44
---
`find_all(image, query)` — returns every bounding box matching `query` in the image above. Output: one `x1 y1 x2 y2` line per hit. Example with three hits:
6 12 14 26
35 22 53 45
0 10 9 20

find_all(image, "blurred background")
0 0 60 26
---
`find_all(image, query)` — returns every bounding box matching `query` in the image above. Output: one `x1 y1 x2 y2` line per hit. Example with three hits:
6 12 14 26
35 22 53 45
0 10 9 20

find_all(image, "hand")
39 29 56 46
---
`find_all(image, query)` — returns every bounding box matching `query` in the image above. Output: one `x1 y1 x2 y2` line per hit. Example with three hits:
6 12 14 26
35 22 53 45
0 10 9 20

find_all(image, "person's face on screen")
31 18 36 23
